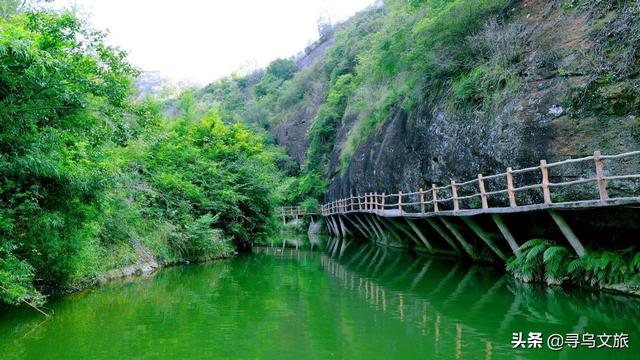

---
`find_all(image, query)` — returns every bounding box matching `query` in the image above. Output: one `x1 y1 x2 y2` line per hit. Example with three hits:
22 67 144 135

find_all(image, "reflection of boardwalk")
317 151 640 263
313 241 640 359
320 248 502 359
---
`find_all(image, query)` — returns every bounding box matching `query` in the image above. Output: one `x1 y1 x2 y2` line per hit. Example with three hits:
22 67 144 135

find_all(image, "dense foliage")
0 11 281 307
507 239 640 289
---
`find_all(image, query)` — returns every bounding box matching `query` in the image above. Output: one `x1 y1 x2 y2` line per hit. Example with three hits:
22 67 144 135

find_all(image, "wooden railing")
321 150 640 217
276 206 318 217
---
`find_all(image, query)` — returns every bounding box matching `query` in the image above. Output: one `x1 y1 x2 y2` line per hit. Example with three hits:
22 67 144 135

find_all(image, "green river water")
0 235 638 359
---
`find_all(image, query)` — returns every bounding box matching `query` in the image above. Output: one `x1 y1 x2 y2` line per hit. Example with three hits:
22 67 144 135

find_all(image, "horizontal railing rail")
276 206 319 217
320 150 640 217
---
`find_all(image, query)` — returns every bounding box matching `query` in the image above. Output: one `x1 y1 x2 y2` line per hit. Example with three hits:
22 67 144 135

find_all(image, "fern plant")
543 245 572 284
567 250 633 286
507 239 574 285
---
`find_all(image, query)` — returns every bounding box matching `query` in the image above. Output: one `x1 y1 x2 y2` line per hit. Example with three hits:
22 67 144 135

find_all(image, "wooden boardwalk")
316 150 640 261
321 150 640 218
276 206 319 223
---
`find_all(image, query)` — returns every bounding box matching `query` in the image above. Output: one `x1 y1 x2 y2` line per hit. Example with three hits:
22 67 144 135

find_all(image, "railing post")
381 193 385 215
358 195 362 211
419 188 425 214
365 193 369 212
478 174 488 209
351 195 355 212
398 191 403 215
451 180 459 211
506 167 516 207
540 160 552 204
432 184 439 212
374 192 379 213
593 151 609 204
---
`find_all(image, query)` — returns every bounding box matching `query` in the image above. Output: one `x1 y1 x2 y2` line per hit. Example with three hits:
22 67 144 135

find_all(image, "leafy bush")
0 11 283 306
253 58 298 98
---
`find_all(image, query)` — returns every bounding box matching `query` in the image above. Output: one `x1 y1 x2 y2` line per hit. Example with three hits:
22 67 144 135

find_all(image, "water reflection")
259 237 640 359
0 236 638 360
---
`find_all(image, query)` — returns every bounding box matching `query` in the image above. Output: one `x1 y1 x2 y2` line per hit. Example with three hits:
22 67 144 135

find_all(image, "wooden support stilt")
425 218 460 253
548 210 586 258
325 217 334 235
440 217 476 259
329 215 342 237
405 218 434 252
362 214 384 241
490 214 521 257
370 216 390 243
338 216 350 237
461 217 508 262
343 215 369 239
386 218 425 250
353 214 376 240
327 216 336 236
373 217 402 242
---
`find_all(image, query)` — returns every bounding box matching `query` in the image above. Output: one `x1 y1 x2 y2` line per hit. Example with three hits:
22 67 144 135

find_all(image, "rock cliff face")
272 1 640 201
272 36 335 165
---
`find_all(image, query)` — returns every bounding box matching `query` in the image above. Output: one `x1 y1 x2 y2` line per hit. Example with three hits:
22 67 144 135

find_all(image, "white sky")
49 0 373 84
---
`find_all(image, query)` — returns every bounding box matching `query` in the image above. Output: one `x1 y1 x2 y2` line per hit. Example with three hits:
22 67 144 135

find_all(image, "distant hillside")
135 71 197 100
188 0 640 204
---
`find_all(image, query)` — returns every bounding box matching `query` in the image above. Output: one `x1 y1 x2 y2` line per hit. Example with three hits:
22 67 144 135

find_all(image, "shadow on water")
0 234 638 359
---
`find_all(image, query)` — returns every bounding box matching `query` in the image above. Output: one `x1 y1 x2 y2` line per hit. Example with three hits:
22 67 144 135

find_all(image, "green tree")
0 11 139 304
